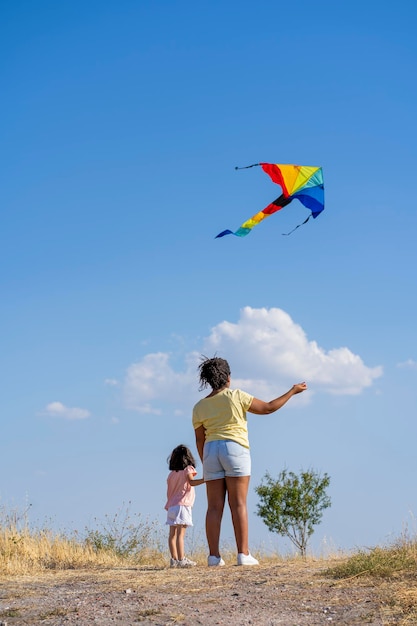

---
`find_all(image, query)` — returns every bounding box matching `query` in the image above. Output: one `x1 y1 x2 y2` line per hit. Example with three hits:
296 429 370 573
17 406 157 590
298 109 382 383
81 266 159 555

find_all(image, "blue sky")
1 0 417 554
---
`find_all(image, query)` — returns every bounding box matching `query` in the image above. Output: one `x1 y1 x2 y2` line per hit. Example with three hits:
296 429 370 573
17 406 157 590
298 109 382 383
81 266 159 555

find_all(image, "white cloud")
203 307 383 396
104 378 119 386
123 352 197 412
42 401 91 420
397 359 417 369
122 307 383 414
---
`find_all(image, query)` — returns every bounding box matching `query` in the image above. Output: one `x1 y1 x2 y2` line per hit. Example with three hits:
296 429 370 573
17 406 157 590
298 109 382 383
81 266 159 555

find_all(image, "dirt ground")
0 559 412 625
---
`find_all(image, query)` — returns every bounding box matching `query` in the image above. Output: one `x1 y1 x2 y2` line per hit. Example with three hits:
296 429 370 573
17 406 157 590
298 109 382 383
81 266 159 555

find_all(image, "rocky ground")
0 559 412 625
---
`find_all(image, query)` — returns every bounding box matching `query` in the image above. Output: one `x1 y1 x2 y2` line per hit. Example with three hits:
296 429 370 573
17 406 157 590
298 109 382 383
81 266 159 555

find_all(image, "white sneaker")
177 557 197 567
207 555 225 566
237 553 259 566
170 558 178 567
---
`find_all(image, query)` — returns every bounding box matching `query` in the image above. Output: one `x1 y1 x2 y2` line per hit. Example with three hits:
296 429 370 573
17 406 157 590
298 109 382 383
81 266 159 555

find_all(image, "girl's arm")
188 477 205 486
249 382 307 415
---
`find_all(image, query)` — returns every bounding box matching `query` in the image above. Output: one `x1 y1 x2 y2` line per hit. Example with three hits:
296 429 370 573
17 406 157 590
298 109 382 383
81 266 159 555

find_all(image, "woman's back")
192 388 253 448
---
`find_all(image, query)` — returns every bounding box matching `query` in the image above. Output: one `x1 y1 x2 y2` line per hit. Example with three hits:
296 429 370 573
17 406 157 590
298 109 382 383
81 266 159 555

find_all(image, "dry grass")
325 540 417 580
1 527 178 574
1 526 132 574
325 537 417 625
0 502 168 575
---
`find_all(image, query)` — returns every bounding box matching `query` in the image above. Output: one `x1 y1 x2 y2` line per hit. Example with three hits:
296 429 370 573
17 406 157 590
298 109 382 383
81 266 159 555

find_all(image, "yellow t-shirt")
192 388 254 449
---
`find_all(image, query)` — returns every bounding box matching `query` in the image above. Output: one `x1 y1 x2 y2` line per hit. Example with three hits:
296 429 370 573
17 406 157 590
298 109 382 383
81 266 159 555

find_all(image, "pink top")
165 466 197 510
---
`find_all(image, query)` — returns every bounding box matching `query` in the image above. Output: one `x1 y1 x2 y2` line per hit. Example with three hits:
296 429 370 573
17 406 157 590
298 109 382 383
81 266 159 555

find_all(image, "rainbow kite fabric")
216 163 324 238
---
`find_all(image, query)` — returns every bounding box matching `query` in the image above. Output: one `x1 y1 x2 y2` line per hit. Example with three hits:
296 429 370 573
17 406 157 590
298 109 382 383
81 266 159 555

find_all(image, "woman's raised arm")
248 382 307 415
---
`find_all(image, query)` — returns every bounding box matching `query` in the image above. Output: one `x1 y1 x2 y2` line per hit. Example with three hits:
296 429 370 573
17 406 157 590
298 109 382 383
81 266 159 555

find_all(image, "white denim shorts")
203 439 251 480
166 505 193 526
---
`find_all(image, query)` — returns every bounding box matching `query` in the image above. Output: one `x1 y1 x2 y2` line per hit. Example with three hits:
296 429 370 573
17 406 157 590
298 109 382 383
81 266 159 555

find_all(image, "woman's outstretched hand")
292 382 307 394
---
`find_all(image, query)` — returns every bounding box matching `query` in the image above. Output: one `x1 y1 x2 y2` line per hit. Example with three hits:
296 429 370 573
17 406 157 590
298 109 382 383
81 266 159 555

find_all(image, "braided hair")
168 444 197 471
198 356 231 391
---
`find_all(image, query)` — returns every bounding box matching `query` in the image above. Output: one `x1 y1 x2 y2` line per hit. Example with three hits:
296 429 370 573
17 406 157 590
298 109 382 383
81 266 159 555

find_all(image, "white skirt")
166 505 193 526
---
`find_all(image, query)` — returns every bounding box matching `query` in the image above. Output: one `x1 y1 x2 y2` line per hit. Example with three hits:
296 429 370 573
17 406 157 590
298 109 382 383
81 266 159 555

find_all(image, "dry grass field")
1 506 417 625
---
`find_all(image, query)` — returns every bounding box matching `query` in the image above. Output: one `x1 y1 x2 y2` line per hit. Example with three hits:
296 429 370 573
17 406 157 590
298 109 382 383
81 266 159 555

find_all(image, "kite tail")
282 215 311 236
215 229 234 238
234 163 260 170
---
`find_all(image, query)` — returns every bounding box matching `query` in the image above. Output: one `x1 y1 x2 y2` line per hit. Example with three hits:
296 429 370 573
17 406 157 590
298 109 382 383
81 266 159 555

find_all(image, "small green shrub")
255 469 331 557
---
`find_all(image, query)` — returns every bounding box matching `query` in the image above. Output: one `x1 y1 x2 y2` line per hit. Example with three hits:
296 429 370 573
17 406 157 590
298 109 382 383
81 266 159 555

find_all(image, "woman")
192 356 307 566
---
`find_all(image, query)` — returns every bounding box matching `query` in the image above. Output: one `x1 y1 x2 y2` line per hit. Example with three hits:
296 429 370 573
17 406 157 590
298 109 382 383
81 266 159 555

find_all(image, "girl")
165 444 204 567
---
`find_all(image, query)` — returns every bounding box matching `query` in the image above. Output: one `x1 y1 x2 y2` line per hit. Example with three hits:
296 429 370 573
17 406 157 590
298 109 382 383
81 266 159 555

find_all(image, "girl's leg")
205 478 226 557
175 525 187 561
168 526 179 560
225 475 250 554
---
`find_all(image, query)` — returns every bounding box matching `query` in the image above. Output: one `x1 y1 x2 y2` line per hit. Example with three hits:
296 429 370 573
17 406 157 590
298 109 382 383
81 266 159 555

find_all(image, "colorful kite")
216 163 324 238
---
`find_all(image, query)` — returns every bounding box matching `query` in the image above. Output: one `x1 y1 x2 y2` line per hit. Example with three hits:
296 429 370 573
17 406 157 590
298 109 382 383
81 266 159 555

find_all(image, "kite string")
282 215 311 236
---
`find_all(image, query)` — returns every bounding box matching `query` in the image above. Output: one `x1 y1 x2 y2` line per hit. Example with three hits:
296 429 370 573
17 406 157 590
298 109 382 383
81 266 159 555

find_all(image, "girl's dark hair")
198 356 231 391
168 445 196 471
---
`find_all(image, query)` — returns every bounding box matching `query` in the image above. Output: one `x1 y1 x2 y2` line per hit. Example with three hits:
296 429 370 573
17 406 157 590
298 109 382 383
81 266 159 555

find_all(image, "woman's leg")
168 526 178 560
225 475 250 554
175 525 187 561
205 478 226 556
